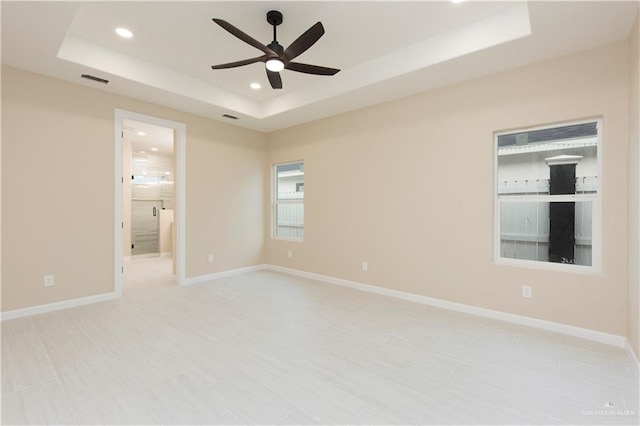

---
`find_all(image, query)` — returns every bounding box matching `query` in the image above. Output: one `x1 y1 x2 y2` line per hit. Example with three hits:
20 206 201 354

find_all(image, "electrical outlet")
44 275 55 287
208 254 214 263
522 285 532 299
362 261 368 272
287 250 293 259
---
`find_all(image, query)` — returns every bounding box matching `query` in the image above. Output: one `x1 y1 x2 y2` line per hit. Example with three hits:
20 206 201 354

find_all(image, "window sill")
272 236 303 243
494 257 601 275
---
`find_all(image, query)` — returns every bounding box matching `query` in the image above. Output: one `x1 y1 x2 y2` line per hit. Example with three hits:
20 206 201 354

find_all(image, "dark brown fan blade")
266 70 282 89
286 62 340 76
212 19 277 56
283 22 324 62
211 56 267 70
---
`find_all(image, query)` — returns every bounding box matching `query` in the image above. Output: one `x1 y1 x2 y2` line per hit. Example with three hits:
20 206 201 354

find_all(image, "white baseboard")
266 265 627 348
1 263 630 352
183 264 268 286
1 292 120 321
0 264 269 320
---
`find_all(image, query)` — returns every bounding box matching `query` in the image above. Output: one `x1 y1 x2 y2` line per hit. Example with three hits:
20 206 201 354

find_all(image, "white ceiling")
2 1 638 132
125 119 174 156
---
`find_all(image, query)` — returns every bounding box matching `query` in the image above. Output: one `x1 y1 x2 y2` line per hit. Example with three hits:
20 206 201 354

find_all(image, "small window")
273 161 304 240
495 120 601 271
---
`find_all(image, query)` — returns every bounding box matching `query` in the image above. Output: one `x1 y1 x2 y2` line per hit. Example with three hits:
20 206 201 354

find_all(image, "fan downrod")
266 10 283 26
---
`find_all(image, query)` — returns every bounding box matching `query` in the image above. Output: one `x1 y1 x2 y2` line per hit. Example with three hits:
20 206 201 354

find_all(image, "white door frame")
114 109 187 295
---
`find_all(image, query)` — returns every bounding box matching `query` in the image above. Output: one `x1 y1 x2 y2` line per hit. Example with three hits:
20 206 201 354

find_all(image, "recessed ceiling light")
250 82 261 90
136 131 146 136
165 171 171 175
450 0 466 3
115 27 133 38
150 147 159 152
139 150 146 154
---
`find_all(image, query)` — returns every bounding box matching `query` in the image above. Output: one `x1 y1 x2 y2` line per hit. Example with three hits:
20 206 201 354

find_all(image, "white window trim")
272 160 304 242
493 118 602 274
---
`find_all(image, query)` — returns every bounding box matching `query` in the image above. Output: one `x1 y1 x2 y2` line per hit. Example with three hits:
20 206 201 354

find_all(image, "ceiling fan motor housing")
268 41 284 56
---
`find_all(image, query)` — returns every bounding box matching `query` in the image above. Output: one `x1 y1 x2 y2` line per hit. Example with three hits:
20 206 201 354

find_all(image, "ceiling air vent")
222 114 238 120
81 74 109 84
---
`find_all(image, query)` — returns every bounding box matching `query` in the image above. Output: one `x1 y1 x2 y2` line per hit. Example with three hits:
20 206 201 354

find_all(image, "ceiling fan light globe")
266 59 285 72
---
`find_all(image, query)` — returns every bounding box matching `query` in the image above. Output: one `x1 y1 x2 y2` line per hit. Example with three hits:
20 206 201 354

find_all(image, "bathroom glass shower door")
131 200 161 255
131 168 162 256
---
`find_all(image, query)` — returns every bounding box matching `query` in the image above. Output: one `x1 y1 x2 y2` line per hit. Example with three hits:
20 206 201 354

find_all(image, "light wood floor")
2 257 638 425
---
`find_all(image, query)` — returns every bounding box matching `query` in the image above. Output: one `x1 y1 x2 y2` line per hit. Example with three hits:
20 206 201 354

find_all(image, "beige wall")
184 111 266 278
628 12 640 359
0 65 3 310
1 65 267 312
266 42 630 336
1 38 636 342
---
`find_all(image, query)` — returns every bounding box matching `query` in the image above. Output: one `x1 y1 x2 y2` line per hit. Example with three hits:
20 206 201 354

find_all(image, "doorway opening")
126 119 174 258
114 109 186 295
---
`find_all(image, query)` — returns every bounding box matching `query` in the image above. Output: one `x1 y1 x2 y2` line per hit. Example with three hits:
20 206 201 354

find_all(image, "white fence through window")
498 177 596 265
276 192 304 239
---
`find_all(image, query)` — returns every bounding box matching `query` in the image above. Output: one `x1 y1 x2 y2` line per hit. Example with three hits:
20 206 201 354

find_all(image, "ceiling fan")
211 10 340 89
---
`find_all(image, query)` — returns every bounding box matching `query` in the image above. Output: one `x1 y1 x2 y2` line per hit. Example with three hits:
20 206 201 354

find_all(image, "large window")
495 120 601 271
273 161 304 240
